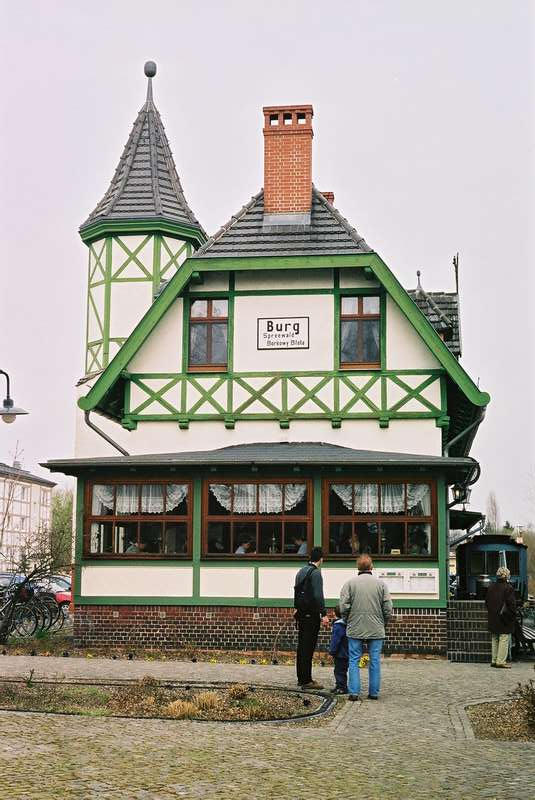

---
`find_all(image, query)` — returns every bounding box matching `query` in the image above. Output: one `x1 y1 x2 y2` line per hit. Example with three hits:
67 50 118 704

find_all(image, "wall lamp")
0 370 28 424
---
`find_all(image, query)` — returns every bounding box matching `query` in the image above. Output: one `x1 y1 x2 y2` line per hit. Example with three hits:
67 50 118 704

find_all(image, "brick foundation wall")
74 605 447 655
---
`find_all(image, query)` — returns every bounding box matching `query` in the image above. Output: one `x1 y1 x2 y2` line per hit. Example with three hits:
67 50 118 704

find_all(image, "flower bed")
0 676 332 722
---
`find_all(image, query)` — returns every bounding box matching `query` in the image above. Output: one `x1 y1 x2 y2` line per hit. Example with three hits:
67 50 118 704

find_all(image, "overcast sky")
1 1 533 525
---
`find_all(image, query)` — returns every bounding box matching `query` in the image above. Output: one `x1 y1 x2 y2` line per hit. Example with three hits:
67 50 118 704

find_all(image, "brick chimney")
263 105 313 225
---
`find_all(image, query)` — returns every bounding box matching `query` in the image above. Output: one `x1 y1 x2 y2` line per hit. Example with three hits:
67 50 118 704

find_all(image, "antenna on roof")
453 252 459 294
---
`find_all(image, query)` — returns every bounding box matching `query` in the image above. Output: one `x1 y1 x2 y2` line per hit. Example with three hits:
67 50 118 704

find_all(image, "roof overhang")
42 442 478 483
79 217 207 247
449 509 485 531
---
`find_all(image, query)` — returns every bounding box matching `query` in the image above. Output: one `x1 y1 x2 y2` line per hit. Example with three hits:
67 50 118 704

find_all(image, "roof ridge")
193 190 264 257
418 287 453 328
311 186 372 252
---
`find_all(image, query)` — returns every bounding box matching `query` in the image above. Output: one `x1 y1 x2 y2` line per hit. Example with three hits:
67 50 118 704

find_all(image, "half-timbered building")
44 63 490 654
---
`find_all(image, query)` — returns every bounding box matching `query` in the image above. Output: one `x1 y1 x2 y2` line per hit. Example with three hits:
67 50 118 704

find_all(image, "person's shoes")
495 664 512 669
332 688 348 695
300 680 324 689
348 694 360 702
490 663 497 667
367 695 379 700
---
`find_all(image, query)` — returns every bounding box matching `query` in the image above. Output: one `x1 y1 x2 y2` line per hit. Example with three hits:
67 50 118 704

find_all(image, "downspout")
443 408 486 601
84 410 130 456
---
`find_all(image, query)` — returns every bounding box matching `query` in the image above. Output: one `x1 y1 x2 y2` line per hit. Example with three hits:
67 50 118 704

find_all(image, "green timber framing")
72 472 449 609
78 253 490 455
82 217 206 375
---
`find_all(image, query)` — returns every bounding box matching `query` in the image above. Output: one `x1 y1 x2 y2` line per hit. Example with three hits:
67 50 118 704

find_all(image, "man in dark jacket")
293 547 329 689
485 566 516 668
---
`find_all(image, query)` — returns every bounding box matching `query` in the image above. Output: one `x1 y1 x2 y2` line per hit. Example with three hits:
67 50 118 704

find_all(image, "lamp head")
1 397 28 424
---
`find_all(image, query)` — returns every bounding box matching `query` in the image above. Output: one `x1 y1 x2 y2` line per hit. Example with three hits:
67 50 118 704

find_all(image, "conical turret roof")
80 63 204 238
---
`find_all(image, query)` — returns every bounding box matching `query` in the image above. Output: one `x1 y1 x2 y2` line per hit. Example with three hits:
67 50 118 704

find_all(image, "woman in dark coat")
485 566 516 668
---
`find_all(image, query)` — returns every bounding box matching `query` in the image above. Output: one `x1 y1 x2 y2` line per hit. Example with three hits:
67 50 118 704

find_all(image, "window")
189 298 228 370
85 481 191 557
203 480 311 557
324 480 434 557
340 295 381 368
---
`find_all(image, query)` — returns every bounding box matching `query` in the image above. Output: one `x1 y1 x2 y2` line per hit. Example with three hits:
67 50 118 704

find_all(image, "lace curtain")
331 483 430 515
331 484 379 513
407 484 431 515
210 483 306 514
381 484 405 513
92 484 188 515
92 485 114 515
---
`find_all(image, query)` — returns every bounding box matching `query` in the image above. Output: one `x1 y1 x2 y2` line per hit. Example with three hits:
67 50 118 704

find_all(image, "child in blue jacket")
329 604 349 694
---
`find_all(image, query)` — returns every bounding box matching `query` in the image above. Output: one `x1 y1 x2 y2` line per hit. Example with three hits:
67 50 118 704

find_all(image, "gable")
78 250 489 446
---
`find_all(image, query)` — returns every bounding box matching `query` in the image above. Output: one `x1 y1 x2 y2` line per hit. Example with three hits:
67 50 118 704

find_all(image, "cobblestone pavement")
0 655 533 800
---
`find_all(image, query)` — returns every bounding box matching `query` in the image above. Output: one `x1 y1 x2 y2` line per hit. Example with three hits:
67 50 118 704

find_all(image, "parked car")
34 575 71 593
55 590 71 608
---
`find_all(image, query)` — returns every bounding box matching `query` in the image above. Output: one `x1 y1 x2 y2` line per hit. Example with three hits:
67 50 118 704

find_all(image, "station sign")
257 316 309 350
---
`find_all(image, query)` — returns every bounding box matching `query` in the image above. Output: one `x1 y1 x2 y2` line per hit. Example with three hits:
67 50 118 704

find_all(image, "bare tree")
486 491 501 534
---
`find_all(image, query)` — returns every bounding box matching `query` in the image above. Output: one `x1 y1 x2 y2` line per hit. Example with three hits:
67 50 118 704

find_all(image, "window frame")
202 477 313 559
322 477 437 559
338 292 382 370
187 296 229 372
84 478 193 559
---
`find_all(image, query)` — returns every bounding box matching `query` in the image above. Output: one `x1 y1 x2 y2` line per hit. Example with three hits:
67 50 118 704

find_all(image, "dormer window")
189 298 228 371
340 295 381 369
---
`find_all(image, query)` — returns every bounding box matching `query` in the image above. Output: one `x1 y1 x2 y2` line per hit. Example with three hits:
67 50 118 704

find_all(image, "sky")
1 0 534 525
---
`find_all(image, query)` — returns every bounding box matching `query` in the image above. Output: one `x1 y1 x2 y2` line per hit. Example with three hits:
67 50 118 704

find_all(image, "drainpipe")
443 408 486 602
84 410 130 456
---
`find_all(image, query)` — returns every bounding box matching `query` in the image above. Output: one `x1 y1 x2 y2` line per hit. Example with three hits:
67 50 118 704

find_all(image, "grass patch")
0 677 326 722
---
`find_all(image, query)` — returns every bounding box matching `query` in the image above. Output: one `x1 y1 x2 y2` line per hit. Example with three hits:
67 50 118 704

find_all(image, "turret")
79 62 205 377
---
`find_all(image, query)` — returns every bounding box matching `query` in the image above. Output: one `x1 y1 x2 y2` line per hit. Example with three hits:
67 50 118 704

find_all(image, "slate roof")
0 462 56 487
42 442 475 478
193 187 373 259
80 77 204 235
408 288 461 358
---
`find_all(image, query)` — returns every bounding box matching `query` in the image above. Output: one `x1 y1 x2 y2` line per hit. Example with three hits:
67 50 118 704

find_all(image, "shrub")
226 683 249 701
194 690 221 711
166 700 197 719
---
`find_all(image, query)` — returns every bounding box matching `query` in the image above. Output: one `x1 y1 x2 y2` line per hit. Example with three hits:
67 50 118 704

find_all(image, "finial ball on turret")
144 61 157 78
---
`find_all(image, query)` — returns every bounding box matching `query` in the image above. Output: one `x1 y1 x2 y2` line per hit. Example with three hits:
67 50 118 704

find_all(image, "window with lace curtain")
340 295 381 368
324 479 435 557
189 298 228 370
85 481 191 557
203 479 311 557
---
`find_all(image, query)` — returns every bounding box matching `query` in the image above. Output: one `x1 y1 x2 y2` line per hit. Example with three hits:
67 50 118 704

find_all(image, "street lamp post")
0 370 28 424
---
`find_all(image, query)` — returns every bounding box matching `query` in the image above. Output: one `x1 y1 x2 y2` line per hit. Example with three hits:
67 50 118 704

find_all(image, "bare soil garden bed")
0 676 331 722
466 697 535 742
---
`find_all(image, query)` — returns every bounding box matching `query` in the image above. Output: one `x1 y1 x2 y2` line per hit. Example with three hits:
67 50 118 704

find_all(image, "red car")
55 590 71 609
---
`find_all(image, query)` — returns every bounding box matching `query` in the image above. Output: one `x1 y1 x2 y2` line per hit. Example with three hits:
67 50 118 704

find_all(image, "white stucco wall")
128 299 183 373
199 567 254 597
235 268 333 290
109 281 152 342
80 565 193 597
189 272 230 292
233 294 334 372
386 296 441 370
73 402 442 459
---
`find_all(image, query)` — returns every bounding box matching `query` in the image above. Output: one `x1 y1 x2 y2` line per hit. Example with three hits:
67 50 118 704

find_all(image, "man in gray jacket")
339 554 393 701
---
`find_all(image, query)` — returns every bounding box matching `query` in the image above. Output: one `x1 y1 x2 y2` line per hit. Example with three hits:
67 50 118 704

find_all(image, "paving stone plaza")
0 655 533 799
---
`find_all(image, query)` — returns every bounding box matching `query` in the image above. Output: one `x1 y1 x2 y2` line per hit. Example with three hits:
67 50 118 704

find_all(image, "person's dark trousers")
296 613 320 685
334 656 349 692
